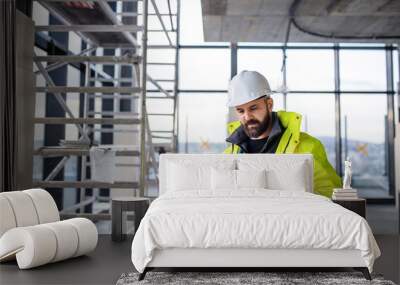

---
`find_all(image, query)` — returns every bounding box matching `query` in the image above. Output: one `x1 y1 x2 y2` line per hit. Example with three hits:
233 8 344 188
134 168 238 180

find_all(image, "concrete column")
228 42 238 124
15 11 35 189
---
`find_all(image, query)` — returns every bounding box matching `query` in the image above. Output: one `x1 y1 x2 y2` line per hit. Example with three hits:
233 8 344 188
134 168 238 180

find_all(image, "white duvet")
131 190 380 273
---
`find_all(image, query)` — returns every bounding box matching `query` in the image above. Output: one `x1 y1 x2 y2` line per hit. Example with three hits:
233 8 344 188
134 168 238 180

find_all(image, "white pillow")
167 162 209 191
210 168 236 190
211 168 267 190
238 158 310 192
167 160 235 192
266 162 308 191
237 169 267 189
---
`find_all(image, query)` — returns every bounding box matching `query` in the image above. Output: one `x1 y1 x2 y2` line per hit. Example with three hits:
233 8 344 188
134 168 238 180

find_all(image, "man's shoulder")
298 132 324 150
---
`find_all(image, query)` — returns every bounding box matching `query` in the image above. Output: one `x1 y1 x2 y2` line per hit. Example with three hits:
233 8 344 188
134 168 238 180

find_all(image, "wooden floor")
0 235 399 285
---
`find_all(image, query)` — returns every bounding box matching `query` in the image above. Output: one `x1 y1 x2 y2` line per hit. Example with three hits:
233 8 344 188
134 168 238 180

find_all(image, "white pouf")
23 188 60 223
0 218 98 269
1 191 39 227
0 189 98 269
64 218 98 257
0 196 17 237
0 225 57 268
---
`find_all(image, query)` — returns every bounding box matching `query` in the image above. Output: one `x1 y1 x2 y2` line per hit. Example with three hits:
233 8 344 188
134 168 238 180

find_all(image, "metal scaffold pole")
139 0 149 198
172 0 181 152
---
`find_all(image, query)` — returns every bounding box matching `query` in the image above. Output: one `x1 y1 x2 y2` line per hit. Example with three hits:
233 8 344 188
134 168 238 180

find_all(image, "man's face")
234 97 273 138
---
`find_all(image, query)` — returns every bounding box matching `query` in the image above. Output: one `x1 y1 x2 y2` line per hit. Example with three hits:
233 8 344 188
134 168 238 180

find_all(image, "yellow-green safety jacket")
223 110 342 198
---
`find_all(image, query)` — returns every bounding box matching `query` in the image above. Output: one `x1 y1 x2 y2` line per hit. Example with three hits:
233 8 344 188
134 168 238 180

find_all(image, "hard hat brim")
227 92 274 108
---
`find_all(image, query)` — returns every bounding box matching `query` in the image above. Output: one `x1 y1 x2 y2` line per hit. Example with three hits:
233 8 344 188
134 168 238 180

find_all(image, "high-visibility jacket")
223 110 342 198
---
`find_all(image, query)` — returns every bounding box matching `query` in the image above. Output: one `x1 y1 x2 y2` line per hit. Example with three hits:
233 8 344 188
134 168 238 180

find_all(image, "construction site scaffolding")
33 0 180 220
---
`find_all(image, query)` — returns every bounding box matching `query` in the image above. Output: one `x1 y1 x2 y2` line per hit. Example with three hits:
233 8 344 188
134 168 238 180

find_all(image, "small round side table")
111 197 150 242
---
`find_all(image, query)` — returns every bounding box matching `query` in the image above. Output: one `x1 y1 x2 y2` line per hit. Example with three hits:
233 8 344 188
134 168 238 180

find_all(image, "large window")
269 93 285 112
340 50 387 91
179 0 204 45
286 93 336 167
287 50 334 91
393 50 399 124
176 3 398 200
179 49 230 90
238 49 283 91
340 94 389 197
178 93 228 153
338 49 392 198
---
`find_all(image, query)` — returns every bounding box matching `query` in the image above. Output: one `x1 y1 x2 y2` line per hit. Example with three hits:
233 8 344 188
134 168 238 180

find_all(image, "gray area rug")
116 271 396 285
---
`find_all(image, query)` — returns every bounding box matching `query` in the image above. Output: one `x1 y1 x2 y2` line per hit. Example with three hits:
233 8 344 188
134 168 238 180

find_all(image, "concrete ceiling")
201 0 400 43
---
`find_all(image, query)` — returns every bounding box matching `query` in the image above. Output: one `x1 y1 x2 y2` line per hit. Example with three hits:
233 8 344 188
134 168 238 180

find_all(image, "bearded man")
224 70 341 198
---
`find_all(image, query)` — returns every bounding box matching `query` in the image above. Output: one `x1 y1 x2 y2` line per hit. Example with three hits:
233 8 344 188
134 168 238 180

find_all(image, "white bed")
131 154 380 280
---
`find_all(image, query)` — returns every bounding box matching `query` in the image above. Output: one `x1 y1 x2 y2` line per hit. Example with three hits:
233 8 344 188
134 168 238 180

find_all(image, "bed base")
138 267 371 281
138 248 372 281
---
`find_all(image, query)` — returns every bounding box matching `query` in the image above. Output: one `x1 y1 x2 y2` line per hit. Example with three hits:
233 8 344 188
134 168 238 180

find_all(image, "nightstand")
332 198 366 218
111 197 150 242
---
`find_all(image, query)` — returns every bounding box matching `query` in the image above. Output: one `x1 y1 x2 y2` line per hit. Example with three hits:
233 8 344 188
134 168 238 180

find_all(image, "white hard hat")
227 70 274 107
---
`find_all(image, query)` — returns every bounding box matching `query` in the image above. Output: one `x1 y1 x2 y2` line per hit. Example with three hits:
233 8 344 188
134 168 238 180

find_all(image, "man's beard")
243 112 271 138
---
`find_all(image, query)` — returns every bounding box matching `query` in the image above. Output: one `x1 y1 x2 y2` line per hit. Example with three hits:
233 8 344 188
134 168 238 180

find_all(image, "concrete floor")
0 235 399 285
367 204 399 234
0 235 134 285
